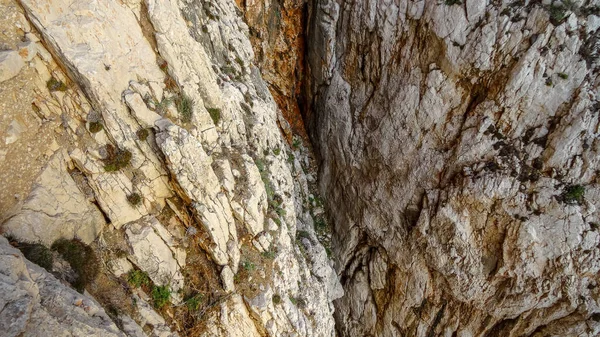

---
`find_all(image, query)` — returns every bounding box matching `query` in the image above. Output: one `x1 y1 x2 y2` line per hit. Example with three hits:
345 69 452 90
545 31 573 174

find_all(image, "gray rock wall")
307 0 600 336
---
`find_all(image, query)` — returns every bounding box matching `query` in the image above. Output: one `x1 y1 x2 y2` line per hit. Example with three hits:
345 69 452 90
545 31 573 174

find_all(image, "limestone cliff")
2 0 600 336
0 0 340 336
307 0 600 336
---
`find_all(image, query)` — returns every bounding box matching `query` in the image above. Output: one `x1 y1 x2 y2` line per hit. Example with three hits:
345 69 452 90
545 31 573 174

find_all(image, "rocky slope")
307 0 600 336
3 0 600 336
0 0 340 336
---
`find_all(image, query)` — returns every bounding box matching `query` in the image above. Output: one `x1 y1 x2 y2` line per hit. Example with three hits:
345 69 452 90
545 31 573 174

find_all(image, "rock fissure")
2 0 600 336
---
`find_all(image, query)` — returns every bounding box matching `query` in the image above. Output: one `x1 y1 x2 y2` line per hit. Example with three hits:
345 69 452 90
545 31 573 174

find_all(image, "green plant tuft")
261 249 276 259
103 144 132 172
273 148 281 156
241 260 256 272
177 94 193 123
51 239 99 293
445 0 462 5
272 294 281 304
88 122 104 133
127 269 150 288
185 293 204 311
47 77 67 92
562 185 585 205
151 285 171 309
127 193 142 206
137 129 149 141
547 4 569 25
10 240 53 271
289 296 307 308
557 72 569 80
207 108 221 124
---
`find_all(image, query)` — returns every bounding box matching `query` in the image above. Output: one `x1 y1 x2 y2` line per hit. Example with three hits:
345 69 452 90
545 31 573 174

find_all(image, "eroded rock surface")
307 1 600 336
0 236 129 337
1 0 340 335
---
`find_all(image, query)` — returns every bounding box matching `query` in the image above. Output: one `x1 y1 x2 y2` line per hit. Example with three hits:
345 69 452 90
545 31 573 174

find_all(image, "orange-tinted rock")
238 0 308 142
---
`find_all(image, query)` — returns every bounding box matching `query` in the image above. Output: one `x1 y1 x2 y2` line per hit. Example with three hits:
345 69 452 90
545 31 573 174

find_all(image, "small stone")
221 266 235 293
5 120 24 145
0 50 25 82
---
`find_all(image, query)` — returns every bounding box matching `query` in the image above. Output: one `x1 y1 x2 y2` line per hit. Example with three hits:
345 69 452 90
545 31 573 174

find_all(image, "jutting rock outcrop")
307 0 600 336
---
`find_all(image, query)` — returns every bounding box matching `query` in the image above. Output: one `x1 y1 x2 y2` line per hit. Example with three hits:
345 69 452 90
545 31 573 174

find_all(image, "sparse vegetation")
545 78 553 86
185 293 204 311
88 122 104 133
289 296 307 308
255 158 286 217
271 216 282 227
159 60 168 73
164 77 178 92
241 260 256 272
207 107 221 124
154 97 173 115
103 144 132 172
177 94 193 123
558 72 569 80
546 2 577 26
47 76 67 92
137 128 149 141
272 294 281 304
126 193 142 206
273 147 281 156
292 137 301 149
51 239 99 292
9 239 53 271
127 269 150 288
445 0 462 5
151 285 171 309
562 184 585 205
297 230 311 242
261 249 276 259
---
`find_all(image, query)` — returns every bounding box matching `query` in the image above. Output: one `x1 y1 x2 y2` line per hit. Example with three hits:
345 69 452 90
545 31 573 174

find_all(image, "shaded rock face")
238 0 308 140
0 236 127 337
306 0 600 336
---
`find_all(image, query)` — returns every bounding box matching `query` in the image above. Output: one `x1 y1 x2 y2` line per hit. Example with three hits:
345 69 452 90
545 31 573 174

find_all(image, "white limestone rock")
3 150 105 245
125 217 185 303
0 50 25 82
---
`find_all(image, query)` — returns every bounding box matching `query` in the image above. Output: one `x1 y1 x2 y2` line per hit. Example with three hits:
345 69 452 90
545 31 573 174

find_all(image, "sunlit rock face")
1 0 339 336
306 1 600 336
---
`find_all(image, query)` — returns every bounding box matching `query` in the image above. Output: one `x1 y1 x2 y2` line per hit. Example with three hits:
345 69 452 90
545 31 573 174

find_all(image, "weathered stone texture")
307 1 600 336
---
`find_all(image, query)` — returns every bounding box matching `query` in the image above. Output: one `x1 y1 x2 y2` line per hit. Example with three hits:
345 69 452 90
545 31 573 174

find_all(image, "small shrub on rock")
207 108 221 124
127 269 150 288
88 121 104 133
47 76 67 92
562 185 585 205
126 193 142 206
9 239 53 271
151 285 171 309
103 144 132 172
51 239 99 292
177 94 193 123
136 129 149 141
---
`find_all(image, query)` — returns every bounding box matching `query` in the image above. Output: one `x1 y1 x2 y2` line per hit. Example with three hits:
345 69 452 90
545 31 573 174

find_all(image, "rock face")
0 236 127 337
238 0 308 139
3 150 105 245
1 0 340 335
3 0 599 335
307 1 600 336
